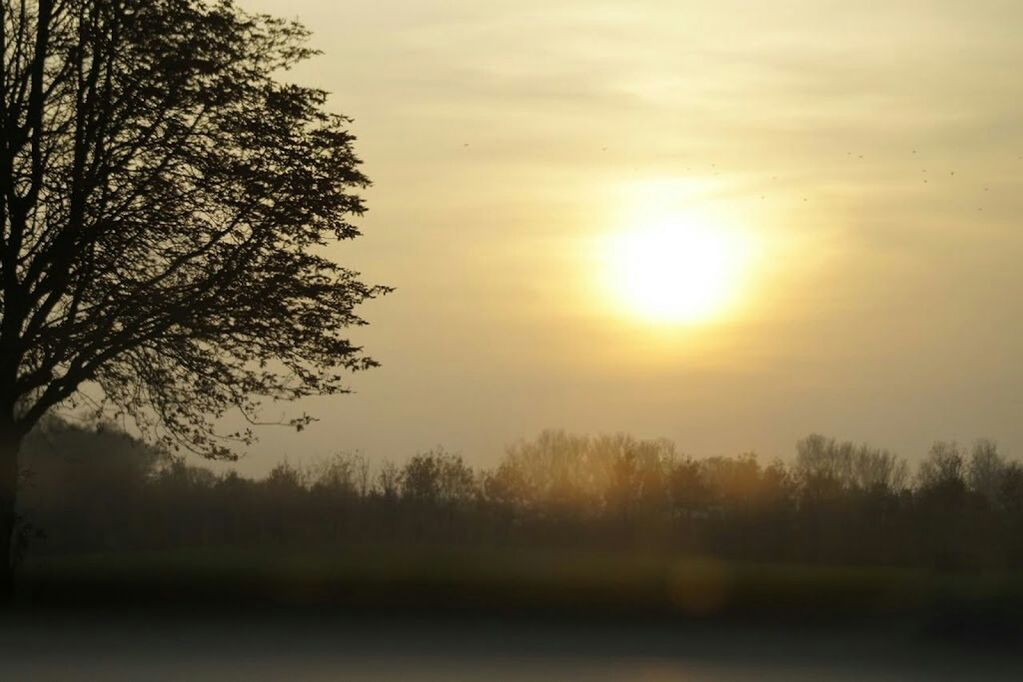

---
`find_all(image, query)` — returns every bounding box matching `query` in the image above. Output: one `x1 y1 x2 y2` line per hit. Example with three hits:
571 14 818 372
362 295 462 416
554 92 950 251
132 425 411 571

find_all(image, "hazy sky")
230 0 1023 475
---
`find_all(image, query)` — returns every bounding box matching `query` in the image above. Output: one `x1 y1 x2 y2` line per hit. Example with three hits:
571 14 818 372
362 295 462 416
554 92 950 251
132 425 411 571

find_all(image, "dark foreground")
4 546 1023 679
1 611 1021 681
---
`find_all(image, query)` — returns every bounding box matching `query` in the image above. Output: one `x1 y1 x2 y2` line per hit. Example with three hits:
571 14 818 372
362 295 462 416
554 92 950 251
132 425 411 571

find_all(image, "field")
4 545 1022 680
17 544 1023 628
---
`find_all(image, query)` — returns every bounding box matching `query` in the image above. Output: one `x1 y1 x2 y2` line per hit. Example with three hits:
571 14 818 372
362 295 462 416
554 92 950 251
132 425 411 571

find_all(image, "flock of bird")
458 141 1018 213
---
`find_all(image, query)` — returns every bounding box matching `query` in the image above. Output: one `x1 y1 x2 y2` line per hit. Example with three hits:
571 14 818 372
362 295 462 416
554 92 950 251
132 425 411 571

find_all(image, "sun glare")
604 214 750 325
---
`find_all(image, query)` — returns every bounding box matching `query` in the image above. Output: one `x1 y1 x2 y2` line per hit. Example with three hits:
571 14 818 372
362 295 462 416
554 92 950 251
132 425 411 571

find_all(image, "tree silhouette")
18 422 1023 580
0 0 387 596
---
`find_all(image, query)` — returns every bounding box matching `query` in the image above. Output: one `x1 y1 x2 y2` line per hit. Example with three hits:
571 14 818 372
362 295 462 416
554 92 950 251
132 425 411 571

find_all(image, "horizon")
221 0 1023 477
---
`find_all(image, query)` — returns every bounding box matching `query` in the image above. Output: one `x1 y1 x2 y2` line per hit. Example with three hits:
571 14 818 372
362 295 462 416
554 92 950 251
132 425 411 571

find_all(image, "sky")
229 0 1023 475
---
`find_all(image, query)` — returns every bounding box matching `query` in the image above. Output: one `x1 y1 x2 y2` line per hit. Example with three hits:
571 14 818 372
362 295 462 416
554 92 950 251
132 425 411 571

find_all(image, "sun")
604 214 750 325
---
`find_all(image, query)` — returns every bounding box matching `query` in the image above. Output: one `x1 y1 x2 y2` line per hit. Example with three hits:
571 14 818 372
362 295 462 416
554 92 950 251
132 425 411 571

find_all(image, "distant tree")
967 439 1005 505
794 434 849 506
399 450 476 506
584 436 657 531
375 461 401 501
850 445 908 494
1000 463 1023 516
702 454 764 510
310 452 370 499
15 426 1023 571
917 441 967 498
496 431 594 514
795 434 908 497
0 0 388 595
19 415 162 552
667 456 710 521
915 441 970 567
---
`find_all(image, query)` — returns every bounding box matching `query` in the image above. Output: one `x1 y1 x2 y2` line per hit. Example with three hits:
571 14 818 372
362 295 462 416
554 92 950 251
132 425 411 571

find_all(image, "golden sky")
234 0 1023 472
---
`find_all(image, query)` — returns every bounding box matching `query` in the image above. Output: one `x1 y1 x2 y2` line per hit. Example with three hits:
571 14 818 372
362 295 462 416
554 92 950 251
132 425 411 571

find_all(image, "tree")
917 441 967 498
399 450 476 507
0 0 388 595
967 438 1005 505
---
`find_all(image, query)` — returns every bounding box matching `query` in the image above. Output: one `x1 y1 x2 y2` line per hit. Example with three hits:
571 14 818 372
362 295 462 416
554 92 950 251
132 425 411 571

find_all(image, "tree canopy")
0 0 387 457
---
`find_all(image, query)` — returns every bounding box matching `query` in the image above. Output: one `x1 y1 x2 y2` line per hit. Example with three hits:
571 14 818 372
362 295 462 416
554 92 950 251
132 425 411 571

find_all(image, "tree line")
17 418 1023 571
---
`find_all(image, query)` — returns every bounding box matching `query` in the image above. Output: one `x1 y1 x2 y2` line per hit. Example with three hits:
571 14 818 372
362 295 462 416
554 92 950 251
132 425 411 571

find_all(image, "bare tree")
967 438 1005 505
0 0 388 594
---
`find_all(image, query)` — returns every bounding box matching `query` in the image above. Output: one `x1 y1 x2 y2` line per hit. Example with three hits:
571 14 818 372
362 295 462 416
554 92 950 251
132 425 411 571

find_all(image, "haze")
231 0 1023 475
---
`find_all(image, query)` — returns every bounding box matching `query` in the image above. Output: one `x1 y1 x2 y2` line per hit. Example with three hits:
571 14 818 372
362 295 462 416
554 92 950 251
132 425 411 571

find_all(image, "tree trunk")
0 422 21 605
